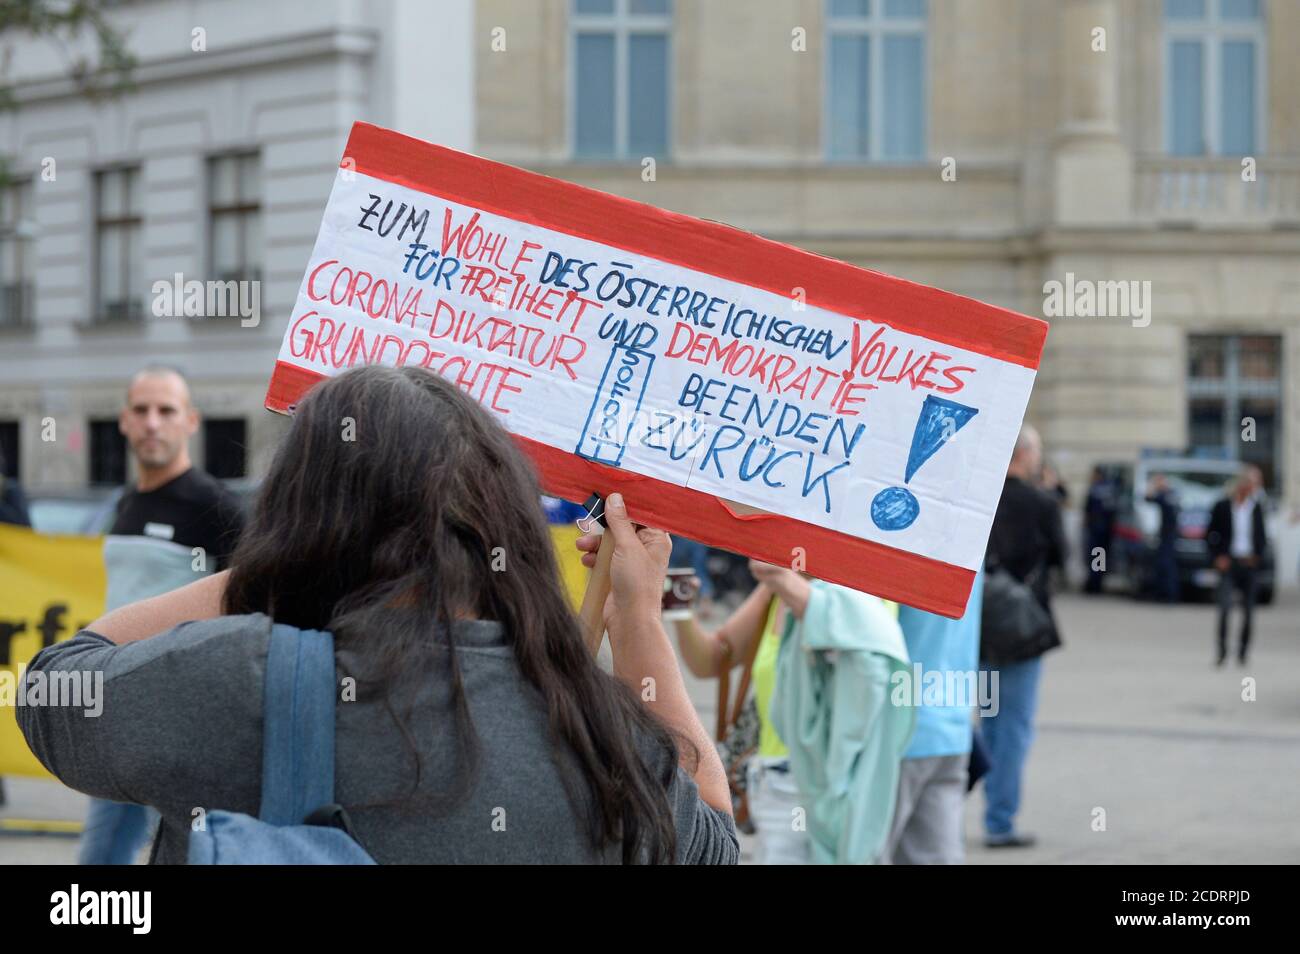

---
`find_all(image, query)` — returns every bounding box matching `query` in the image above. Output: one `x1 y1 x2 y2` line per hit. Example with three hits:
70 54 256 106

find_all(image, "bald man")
78 366 244 865
108 366 244 564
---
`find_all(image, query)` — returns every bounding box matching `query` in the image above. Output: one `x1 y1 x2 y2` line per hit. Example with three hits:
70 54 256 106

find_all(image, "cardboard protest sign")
266 122 1048 617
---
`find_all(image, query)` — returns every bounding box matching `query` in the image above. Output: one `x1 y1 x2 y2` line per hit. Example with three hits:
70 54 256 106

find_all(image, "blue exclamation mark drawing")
871 394 979 531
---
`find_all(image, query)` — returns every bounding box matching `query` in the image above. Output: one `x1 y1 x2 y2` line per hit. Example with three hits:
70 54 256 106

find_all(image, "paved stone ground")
2 590 1295 864
961 591 1300 865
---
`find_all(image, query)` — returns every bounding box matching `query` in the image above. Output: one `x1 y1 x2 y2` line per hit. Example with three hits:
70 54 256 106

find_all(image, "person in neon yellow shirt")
750 599 787 759
671 576 786 855
672 562 910 864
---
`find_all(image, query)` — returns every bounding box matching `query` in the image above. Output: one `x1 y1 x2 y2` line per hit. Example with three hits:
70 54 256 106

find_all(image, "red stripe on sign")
339 122 1047 370
264 360 976 617
264 360 320 414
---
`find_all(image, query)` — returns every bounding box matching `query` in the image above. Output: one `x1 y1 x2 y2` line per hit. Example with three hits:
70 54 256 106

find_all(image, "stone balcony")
1134 156 1300 228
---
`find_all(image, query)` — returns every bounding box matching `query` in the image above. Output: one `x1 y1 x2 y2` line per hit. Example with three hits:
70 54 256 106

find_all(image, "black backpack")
979 560 1059 666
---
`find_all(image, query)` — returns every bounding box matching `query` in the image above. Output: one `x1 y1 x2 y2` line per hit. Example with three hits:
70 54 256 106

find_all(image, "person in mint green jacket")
758 563 915 865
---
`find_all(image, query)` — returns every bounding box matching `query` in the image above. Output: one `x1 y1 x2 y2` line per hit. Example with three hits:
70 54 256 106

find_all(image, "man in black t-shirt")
80 365 244 865
110 466 243 568
109 366 243 566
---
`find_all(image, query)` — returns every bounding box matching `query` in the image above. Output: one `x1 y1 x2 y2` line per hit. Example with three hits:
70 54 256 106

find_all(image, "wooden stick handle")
578 529 615 656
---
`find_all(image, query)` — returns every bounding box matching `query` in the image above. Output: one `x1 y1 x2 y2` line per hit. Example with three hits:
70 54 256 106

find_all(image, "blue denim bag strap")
259 623 337 826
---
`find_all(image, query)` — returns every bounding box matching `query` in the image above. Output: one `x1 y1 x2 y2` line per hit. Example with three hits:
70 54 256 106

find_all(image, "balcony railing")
1134 157 1300 226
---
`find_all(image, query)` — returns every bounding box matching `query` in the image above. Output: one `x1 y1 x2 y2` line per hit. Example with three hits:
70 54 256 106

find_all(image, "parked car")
1098 456 1275 604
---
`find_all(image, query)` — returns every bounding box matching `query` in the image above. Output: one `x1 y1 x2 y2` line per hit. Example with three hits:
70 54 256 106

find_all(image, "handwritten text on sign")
275 169 1035 572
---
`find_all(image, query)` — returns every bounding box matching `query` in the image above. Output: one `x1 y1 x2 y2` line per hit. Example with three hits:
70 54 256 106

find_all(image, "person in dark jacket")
1206 466 1268 666
1083 467 1117 594
980 424 1064 849
1145 473 1180 603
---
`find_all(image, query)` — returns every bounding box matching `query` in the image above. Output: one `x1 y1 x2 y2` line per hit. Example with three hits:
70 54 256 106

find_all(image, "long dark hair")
224 364 682 862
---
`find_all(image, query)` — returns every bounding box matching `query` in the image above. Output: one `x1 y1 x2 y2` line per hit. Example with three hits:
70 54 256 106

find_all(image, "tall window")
1188 334 1282 490
95 167 143 323
89 419 128 486
0 178 35 329
203 418 247 479
826 0 928 162
1164 0 1265 156
571 0 671 160
209 153 261 284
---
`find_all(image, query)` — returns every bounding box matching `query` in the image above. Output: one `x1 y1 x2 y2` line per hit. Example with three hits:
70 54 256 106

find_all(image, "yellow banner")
0 524 106 778
551 524 588 610
0 521 587 779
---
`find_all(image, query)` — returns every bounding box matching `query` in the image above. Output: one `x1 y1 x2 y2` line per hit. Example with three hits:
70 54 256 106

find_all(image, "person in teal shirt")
882 567 985 864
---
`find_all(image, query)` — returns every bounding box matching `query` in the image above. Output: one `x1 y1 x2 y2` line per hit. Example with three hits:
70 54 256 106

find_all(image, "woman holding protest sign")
19 365 736 865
